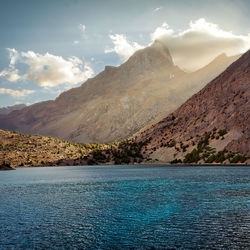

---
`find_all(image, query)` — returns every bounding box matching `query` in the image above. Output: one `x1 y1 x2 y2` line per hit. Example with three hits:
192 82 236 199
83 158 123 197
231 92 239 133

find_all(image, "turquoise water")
0 165 250 249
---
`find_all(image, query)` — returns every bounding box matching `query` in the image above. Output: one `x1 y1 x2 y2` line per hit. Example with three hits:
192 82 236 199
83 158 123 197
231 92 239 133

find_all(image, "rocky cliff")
137 50 249 164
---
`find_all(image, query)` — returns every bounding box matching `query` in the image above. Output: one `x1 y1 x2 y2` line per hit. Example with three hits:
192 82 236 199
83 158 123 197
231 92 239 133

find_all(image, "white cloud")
153 7 162 12
0 70 8 78
0 49 94 87
73 40 79 45
8 48 19 67
7 69 22 82
105 34 144 62
0 48 22 82
151 22 173 40
0 68 21 83
79 24 86 32
151 18 250 71
79 24 88 39
0 88 34 98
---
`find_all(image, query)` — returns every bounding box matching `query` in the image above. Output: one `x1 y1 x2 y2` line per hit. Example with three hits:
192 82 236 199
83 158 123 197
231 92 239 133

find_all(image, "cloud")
0 48 22 82
0 88 34 98
151 22 172 40
0 49 94 87
0 69 22 82
79 24 88 39
105 34 144 62
6 69 22 82
8 48 19 67
73 40 79 45
151 18 250 71
79 24 86 32
153 7 162 12
0 70 8 78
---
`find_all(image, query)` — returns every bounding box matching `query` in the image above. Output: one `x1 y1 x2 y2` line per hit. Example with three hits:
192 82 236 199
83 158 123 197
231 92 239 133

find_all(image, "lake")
0 165 250 249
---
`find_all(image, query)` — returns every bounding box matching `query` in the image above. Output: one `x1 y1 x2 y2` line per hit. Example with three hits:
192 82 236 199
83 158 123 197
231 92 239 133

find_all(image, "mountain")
137 50 250 164
0 104 26 115
1 50 248 168
0 41 239 143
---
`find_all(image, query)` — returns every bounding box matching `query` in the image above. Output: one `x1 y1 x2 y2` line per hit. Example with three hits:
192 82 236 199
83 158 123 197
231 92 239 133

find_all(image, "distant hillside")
0 129 146 168
0 41 239 143
137 50 250 164
0 104 26 115
0 129 84 167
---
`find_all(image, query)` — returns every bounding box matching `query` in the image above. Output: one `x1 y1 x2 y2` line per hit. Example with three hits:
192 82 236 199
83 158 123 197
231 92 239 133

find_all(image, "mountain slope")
0 129 146 168
137 50 250 163
0 104 26 115
0 41 239 143
0 129 98 168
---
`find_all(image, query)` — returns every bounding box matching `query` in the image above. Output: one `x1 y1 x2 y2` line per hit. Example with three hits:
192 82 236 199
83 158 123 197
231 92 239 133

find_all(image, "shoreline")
0 165 15 171
5 162 250 170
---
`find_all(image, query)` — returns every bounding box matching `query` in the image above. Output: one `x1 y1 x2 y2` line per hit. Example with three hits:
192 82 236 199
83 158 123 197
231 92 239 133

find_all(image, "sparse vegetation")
0 126 248 167
181 129 247 164
0 129 152 167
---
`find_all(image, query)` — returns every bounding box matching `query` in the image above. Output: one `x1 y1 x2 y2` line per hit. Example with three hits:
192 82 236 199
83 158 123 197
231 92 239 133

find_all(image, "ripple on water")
0 165 250 249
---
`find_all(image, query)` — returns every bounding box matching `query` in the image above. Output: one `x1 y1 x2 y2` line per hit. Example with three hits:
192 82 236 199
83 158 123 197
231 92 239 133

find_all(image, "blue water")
0 165 250 249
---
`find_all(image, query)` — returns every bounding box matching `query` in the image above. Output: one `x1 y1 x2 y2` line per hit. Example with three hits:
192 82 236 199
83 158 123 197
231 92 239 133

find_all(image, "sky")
0 0 249 107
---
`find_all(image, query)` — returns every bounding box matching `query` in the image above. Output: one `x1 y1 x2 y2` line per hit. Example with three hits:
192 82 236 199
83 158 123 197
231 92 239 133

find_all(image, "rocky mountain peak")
150 39 173 60
123 40 174 74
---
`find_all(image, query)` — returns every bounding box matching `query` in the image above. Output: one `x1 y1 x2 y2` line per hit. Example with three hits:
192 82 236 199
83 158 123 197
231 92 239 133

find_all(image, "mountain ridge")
0 42 240 143
0 104 26 115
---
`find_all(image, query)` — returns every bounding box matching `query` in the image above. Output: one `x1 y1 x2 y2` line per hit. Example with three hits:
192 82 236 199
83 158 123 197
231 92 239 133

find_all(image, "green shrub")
227 152 235 159
167 140 176 147
87 159 97 165
230 154 246 163
202 152 210 159
183 149 200 163
197 133 210 152
215 150 226 163
205 154 216 163
92 150 106 161
170 159 182 164
114 158 121 165
218 129 227 136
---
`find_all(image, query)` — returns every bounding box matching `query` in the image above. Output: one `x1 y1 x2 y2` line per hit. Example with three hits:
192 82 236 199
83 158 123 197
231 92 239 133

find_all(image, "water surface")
0 165 250 249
